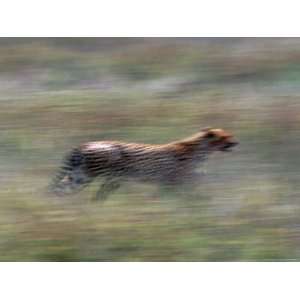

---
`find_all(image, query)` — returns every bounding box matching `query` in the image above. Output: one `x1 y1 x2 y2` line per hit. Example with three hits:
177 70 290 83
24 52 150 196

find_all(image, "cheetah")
51 128 238 201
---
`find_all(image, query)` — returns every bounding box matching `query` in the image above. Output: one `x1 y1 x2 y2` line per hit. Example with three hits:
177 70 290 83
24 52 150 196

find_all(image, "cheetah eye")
206 132 215 139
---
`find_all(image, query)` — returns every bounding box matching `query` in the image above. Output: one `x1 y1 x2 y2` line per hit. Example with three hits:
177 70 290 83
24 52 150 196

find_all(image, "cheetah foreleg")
94 178 121 202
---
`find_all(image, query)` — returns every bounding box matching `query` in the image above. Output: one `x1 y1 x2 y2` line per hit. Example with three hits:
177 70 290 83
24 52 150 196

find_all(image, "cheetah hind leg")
93 178 121 202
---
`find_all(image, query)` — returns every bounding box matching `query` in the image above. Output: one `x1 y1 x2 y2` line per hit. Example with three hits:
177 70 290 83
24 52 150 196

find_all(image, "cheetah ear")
201 127 212 132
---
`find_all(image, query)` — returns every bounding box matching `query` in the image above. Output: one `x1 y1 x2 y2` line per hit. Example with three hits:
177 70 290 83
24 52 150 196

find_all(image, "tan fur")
51 128 238 200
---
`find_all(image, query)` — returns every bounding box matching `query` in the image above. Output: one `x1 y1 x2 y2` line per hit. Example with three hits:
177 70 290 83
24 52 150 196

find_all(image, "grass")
0 38 300 261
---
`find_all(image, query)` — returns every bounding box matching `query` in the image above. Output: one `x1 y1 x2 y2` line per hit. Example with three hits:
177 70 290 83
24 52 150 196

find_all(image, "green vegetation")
0 38 300 261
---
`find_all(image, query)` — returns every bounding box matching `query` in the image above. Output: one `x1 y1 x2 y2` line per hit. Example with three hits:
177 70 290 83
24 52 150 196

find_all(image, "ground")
0 38 300 261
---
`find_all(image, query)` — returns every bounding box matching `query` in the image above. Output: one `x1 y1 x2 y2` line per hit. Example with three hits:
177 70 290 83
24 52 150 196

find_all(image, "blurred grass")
0 38 300 261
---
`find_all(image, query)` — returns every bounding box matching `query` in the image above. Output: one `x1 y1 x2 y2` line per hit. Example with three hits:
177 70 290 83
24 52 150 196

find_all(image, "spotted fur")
50 128 238 200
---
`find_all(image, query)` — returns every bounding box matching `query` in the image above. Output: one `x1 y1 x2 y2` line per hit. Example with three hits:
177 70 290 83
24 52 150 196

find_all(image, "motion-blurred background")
0 38 299 261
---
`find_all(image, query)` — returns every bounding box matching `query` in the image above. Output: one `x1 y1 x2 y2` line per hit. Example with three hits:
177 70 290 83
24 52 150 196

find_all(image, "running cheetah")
51 128 238 201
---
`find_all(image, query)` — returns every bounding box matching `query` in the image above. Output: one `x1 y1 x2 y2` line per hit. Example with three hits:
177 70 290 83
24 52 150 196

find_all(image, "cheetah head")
202 128 238 152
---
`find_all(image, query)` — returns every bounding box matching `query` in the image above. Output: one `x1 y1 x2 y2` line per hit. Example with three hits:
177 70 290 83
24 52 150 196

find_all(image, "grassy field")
0 38 300 261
